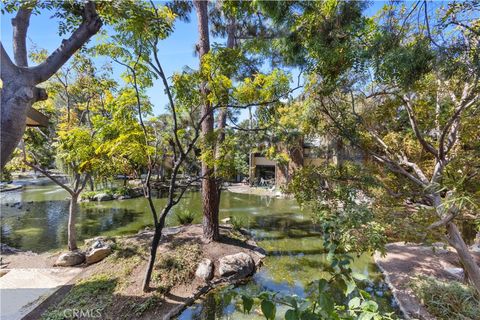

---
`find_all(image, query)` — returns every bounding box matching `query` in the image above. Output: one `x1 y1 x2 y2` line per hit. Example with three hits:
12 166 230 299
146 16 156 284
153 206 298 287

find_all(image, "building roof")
26 107 49 127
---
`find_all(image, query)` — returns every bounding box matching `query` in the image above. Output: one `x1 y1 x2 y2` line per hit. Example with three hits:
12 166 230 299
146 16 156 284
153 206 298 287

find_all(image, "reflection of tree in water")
78 208 141 238
0 200 69 252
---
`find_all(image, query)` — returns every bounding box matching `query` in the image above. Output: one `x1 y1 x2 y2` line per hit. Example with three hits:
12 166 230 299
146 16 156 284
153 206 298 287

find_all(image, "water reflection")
0 182 396 318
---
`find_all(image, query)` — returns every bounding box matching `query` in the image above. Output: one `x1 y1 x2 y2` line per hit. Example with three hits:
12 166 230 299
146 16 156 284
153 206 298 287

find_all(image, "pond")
0 179 397 318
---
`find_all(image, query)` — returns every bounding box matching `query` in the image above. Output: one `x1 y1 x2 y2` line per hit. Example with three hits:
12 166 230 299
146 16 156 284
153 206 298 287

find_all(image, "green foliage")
80 187 133 200
411 276 480 320
131 296 161 317
230 215 248 231
287 163 387 255
174 210 197 225
234 259 396 320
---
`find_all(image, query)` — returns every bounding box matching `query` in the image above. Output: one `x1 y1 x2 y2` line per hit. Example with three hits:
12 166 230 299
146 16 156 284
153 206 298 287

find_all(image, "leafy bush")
411 276 480 320
230 216 247 231
174 210 196 225
80 191 97 200
80 187 133 200
114 186 132 196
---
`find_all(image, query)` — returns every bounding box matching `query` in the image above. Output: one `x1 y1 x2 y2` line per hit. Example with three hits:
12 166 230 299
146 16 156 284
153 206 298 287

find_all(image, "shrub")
80 191 97 200
411 276 480 320
174 210 196 225
230 216 247 231
115 186 132 196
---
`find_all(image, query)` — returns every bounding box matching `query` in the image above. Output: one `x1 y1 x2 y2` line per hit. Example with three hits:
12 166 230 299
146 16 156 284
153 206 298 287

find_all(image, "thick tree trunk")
446 222 480 294
194 0 219 241
68 193 79 251
0 2 101 170
1 87 30 169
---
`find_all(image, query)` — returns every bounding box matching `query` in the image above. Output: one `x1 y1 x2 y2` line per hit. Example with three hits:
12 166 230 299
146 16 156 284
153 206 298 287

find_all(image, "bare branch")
31 2 102 83
0 41 17 78
439 82 477 160
11 7 32 67
24 160 74 195
403 96 438 157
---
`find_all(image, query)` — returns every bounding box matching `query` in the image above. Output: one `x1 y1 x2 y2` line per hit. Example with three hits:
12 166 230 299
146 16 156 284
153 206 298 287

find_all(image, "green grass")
411 276 480 320
41 274 117 320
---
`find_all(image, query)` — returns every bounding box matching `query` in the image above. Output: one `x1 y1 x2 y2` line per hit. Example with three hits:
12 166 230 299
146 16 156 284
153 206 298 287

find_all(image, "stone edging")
374 252 412 320
164 229 265 320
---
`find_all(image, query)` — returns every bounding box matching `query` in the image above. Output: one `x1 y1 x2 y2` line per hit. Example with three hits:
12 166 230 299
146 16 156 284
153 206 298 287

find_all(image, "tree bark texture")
446 222 480 294
68 193 79 251
1 2 101 169
194 0 219 241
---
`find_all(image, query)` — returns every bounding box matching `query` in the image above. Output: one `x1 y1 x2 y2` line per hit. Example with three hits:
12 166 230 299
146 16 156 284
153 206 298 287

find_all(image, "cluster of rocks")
194 252 261 283
54 237 112 267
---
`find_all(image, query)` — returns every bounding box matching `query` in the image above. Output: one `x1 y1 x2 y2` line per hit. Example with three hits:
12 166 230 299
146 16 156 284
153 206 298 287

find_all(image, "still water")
0 180 396 318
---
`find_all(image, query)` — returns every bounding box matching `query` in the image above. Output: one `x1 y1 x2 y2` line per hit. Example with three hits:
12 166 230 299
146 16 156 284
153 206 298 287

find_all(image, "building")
249 136 363 187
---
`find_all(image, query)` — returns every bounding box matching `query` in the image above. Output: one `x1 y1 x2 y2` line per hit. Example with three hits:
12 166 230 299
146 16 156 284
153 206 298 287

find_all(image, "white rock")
55 251 85 267
469 243 480 253
86 246 111 265
444 267 464 280
93 193 113 201
195 258 214 281
221 217 231 224
218 252 255 278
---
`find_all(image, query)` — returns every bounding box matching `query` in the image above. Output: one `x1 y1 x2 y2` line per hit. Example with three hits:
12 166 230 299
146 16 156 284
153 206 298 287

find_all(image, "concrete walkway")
0 268 82 320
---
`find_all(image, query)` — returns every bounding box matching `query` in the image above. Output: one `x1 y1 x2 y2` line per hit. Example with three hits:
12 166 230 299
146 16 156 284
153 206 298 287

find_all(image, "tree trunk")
0 2 102 170
89 176 95 191
68 193 79 251
1 87 30 169
142 224 163 292
446 222 480 295
194 0 219 241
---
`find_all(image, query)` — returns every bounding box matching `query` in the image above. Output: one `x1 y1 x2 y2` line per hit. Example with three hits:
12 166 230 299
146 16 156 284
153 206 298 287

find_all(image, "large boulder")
218 252 255 278
93 193 113 201
85 240 111 264
55 251 85 267
195 258 214 281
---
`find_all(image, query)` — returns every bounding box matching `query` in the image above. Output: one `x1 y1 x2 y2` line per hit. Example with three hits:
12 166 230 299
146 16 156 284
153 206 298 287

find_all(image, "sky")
1 5 203 115
1 1 388 116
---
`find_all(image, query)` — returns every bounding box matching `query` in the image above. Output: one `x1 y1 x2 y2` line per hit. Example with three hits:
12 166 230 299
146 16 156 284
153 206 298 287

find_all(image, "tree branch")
0 41 18 79
30 2 102 83
24 160 74 195
11 7 32 67
403 96 438 157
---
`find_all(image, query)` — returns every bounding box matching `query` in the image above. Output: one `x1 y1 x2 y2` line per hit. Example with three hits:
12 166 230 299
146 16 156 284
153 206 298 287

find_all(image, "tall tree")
194 0 220 241
260 0 480 294
22 53 114 250
1 1 102 169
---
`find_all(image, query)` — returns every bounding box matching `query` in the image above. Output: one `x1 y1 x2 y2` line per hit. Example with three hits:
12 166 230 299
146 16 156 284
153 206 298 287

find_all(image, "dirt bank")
16 224 264 320
374 242 480 320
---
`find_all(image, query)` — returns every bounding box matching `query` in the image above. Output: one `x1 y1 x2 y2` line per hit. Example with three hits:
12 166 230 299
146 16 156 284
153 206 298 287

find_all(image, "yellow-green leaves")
234 69 291 105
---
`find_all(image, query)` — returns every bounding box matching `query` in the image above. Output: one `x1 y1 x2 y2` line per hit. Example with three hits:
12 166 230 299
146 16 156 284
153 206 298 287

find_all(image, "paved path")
0 268 82 320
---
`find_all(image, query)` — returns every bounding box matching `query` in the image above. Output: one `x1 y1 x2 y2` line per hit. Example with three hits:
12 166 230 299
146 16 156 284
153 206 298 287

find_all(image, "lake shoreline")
374 242 480 320
14 224 265 320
